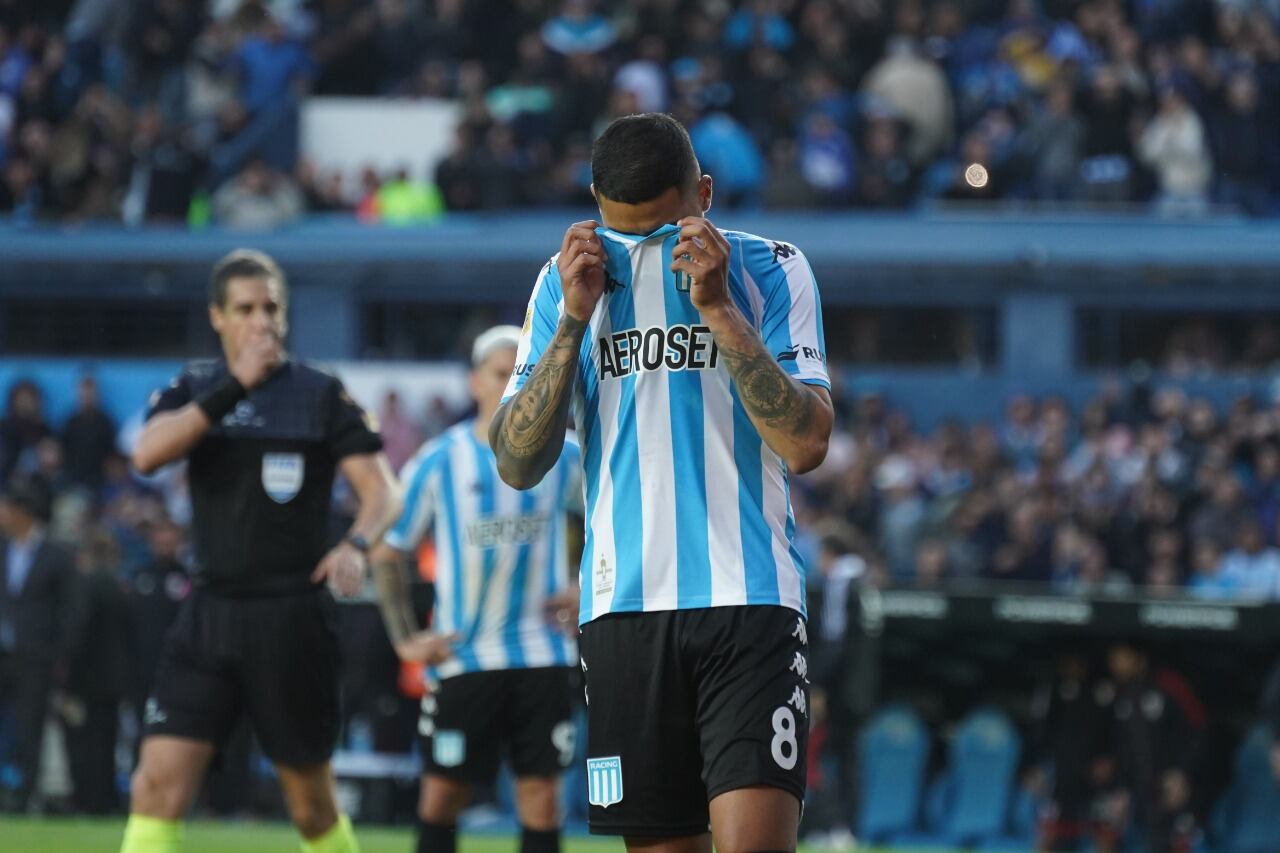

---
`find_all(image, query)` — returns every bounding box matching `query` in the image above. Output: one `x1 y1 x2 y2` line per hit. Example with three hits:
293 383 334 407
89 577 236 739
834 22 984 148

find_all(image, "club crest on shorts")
586 756 623 808
433 730 466 767
261 453 304 503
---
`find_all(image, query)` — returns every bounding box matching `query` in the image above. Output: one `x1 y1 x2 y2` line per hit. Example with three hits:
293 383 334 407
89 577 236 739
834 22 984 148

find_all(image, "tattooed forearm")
371 549 417 645
491 315 586 487
701 302 832 474
719 343 816 436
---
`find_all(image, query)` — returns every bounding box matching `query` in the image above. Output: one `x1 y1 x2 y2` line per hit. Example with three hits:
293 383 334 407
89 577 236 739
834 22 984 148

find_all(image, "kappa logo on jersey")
776 344 824 363
771 241 798 262
586 756 624 807
433 730 466 767
144 698 167 726
599 325 720 380
604 270 626 294
262 453 305 503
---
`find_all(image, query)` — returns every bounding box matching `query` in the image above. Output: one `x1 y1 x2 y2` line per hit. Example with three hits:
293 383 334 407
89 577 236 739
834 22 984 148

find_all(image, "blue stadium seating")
926 707 1022 848
1211 725 1280 853
856 704 930 843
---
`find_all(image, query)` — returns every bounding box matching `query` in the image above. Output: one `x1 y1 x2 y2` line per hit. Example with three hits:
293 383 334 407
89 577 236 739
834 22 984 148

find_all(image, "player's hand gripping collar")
558 219 606 323
670 217 732 313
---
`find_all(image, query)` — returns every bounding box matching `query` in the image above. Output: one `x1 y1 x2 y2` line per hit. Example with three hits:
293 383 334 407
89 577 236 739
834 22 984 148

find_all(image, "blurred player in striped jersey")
492 113 833 852
370 326 582 853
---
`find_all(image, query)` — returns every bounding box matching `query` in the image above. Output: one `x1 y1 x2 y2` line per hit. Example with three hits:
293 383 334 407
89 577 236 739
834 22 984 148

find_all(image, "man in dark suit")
0 476 76 811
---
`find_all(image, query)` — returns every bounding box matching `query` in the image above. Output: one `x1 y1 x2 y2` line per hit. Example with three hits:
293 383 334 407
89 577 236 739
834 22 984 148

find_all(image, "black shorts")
143 587 341 766
579 605 810 837
418 666 576 784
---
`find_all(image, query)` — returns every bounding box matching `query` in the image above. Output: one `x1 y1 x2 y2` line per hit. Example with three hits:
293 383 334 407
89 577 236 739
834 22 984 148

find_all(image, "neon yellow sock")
120 814 183 853
300 814 361 853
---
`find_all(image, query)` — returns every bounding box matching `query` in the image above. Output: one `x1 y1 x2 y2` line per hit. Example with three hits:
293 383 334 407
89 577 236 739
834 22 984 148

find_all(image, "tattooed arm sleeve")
704 238 833 474
702 304 832 474
491 315 586 488
491 258 583 489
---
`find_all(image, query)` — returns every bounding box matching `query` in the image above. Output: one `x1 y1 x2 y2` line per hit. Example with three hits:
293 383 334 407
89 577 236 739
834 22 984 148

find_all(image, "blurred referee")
119 250 402 853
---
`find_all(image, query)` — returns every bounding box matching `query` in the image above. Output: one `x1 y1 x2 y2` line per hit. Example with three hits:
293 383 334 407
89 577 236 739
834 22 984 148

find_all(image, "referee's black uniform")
142 357 382 765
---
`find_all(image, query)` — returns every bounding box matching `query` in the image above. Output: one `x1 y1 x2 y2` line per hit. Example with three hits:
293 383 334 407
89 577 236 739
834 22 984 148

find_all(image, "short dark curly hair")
591 113 700 204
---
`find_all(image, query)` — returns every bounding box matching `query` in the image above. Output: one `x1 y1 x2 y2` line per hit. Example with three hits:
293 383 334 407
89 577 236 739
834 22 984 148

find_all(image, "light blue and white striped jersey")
385 421 582 679
502 224 829 625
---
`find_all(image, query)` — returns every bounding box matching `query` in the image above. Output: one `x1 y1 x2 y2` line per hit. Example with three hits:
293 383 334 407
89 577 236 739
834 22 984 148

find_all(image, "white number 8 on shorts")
771 706 798 770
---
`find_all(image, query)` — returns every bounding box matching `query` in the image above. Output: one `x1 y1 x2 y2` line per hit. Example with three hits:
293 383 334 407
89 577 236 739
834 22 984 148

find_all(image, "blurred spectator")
989 500 1053 583
377 390 422 473
613 34 667 114
1095 643 1204 852
1030 653 1110 851
122 106 206 225
1186 537 1233 599
1217 517 1280 600
875 455 924 579
310 0 379 96
1210 70 1278 217
62 526 130 815
540 0 616 56
1020 78 1085 202
912 536 950 588
0 380 51 482
797 112 855 206
855 115 913 208
60 376 116 491
129 517 188 716
366 166 443 226
1077 64 1138 205
688 110 764 208
763 138 820 208
862 36 954 167
0 476 75 812
127 0 202 120
231 11 313 116
1138 84 1212 217
211 156 303 230
295 157 347 213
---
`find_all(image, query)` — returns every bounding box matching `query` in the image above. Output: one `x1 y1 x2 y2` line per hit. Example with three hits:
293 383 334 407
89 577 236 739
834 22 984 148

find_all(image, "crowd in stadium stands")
791 373 1280 600
1 0 1279 226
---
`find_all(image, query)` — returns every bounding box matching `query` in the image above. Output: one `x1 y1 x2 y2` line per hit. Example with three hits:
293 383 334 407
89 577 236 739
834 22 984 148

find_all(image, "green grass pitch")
0 817 958 852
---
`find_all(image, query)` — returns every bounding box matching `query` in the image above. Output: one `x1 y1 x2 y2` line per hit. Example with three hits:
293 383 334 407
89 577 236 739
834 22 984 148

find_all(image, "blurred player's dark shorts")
417 666 576 784
143 586 341 766
579 604 810 837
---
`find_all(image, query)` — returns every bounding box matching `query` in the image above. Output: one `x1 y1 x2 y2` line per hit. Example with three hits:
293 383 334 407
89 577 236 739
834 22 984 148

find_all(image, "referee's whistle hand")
311 541 366 598
229 329 283 390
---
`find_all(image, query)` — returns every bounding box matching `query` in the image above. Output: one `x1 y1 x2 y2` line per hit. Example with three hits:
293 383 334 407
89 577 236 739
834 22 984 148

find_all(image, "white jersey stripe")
588 302 621 619
702 365 746 606
632 240 679 611
764 446 803 609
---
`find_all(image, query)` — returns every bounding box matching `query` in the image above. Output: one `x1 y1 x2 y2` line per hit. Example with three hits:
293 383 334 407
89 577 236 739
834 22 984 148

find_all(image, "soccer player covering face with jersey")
121 250 403 853
491 113 833 853
369 326 582 853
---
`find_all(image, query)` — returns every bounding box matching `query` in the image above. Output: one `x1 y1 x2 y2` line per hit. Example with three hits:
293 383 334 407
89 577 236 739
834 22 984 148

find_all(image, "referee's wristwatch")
344 533 371 554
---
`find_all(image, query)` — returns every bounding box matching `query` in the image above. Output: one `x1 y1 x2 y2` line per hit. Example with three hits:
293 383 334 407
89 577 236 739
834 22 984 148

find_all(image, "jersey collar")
595 222 682 244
